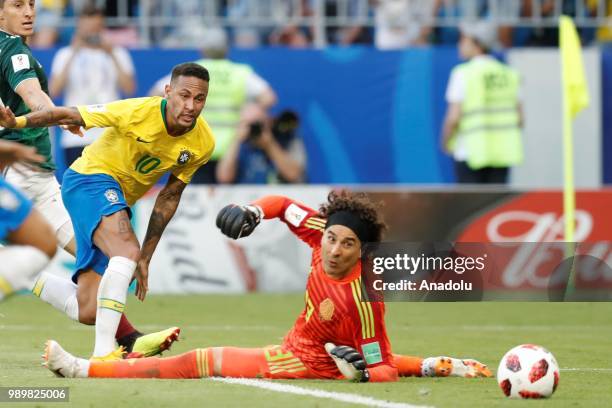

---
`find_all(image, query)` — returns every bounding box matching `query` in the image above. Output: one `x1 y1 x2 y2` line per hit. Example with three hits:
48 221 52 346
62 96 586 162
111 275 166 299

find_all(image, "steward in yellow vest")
441 22 523 184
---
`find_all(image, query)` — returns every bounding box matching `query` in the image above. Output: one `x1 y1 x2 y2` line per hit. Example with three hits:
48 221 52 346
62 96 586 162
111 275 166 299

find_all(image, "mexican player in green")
0 0 179 357
0 0 76 253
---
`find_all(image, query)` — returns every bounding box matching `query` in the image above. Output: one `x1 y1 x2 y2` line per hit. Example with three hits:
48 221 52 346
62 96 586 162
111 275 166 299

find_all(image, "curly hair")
318 190 387 242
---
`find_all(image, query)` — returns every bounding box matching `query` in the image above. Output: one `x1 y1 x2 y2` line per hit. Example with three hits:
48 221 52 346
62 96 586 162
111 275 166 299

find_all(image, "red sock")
89 350 208 379
393 354 424 377
115 314 138 340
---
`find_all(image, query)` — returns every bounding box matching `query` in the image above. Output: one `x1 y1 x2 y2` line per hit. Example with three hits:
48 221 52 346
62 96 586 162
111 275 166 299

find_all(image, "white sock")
0 246 49 300
32 272 79 321
421 357 438 377
75 357 91 378
421 356 466 377
93 256 135 357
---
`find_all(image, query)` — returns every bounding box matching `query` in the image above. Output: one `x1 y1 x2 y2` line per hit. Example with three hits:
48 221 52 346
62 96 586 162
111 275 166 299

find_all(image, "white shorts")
4 164 74 248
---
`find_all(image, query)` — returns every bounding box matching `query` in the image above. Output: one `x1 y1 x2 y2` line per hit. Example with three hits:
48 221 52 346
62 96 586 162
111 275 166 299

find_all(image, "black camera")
245 111 300 146
246 121 264 142
272 111 299 137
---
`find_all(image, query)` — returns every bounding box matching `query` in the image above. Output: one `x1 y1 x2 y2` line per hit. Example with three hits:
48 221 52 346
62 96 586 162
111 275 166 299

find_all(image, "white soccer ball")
496 344 560 399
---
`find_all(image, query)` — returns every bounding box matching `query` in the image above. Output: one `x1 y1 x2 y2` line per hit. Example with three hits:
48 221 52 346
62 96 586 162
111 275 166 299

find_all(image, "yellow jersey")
71 97 215 205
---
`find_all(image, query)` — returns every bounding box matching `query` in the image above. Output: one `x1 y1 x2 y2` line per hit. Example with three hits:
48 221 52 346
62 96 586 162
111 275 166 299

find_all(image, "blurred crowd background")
31 0 612 49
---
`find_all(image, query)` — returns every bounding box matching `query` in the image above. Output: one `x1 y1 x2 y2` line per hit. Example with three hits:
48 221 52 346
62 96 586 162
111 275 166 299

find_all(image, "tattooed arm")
0 105 85 129
14 78 84 136
135 174 187 301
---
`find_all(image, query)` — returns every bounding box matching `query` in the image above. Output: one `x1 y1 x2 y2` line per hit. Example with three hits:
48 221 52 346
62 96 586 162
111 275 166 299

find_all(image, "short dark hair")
79 4 105 18
170 62 210 84
319 190 387 243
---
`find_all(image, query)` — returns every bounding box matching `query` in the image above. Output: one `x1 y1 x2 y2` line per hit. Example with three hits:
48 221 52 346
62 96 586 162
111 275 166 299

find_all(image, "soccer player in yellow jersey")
0 62 215 360
1 0 181 359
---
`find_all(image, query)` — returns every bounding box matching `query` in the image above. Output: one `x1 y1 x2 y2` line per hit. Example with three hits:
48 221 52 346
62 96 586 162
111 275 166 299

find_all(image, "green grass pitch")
1 295 611 407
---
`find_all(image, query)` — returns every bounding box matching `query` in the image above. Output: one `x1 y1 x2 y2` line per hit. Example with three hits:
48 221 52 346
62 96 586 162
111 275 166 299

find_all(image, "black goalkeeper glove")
325 343 370 383
216 204 262 239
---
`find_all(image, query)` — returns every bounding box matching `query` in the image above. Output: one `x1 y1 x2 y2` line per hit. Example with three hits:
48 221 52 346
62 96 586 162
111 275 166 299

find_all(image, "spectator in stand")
525 0 596 46
590 0 612 42
434 0 532 48
31 0 68 47
484 0 528 48
300 0 372 46
49 4 136 167
268 24 311 47
152 0 216 48
227 0 294 47
333 0 373 46
372 0 440 49
71 0 141 46
266 0 312 47
434 0 485 45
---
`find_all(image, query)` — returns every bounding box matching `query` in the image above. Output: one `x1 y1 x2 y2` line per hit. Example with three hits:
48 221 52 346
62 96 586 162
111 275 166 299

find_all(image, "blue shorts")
0 177 32 240
62 169 131 283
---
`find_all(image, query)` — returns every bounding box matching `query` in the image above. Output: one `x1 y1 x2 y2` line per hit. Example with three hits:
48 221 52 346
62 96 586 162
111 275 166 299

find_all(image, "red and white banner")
457 191 612 290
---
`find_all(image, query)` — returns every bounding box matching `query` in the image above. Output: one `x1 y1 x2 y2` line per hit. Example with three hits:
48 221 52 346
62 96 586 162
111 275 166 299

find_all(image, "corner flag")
559 16 589 299
559 15 589 244
560 16 590 120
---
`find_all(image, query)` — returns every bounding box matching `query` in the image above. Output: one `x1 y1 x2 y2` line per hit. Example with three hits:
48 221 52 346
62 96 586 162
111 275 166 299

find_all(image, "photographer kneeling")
217 104 306 184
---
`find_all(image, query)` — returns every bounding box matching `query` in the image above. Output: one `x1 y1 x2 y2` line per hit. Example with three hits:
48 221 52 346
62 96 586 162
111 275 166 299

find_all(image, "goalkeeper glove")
325 343 370 382
216 204 262 239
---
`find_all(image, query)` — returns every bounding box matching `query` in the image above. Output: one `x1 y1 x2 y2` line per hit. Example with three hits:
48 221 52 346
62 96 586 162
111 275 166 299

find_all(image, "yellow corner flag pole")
559 15 589 298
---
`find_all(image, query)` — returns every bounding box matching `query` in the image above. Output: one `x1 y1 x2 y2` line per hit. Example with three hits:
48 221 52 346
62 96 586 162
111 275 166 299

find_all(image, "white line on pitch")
560 368 612 372
391 325 612 331
138 324 281 331
210 377 431 408
0 324 282 331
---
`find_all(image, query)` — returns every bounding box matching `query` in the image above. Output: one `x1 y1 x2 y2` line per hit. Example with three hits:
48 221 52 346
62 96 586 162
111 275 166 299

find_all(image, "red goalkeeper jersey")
252 196 398 382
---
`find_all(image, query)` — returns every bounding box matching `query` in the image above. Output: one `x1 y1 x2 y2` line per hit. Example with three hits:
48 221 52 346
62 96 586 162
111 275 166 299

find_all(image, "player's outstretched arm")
137 174 188 301
217 196 322 247
14 79 84 136
216 204 262 239
15 78 55 113
0 105 85 130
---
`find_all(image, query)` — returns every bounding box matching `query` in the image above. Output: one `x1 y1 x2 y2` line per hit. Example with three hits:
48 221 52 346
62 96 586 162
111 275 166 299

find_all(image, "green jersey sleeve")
0 37 38 92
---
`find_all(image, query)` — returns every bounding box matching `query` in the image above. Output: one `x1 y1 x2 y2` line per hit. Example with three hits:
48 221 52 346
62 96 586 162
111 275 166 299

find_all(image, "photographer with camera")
217 104 306 184
49 4 136 167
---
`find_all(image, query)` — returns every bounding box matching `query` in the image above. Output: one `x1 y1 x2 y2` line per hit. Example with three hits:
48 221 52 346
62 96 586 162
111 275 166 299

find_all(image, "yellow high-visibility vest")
451 58 523 169
196 59 252 160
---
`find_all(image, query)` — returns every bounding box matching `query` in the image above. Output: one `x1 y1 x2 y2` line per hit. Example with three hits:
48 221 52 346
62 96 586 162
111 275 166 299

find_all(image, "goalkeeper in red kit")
44 191 492 382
